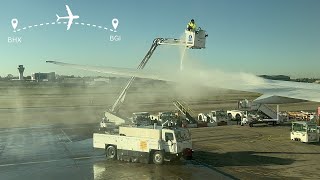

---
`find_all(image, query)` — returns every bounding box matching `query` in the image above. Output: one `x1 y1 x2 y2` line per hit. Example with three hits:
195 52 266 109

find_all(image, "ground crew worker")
187 19 196 31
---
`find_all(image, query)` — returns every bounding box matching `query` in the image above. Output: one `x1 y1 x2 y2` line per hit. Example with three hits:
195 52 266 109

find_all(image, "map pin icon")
11 19 18 31
112 18 118 30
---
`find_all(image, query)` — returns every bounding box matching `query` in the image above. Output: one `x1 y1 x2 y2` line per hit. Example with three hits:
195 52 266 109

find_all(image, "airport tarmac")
191 126 320 180
1 82 319 179
0 124 233 180
1 123 320 180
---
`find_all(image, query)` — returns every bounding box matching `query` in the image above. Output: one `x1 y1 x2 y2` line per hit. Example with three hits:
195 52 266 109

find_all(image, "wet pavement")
0 125 233 180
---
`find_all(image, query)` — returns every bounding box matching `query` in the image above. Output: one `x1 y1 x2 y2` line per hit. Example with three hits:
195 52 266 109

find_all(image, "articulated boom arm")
109 30 208 114
110 38 164 113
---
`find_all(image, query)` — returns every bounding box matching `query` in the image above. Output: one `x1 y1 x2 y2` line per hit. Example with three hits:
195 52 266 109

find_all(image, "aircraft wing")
66 5 73 17
67 19 73 30
46 61 172 81
46 61 320 103
243 80 320 103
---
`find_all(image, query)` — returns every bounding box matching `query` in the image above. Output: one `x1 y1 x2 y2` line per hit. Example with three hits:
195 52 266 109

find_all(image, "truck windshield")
175 129 191 142
292 123 307 132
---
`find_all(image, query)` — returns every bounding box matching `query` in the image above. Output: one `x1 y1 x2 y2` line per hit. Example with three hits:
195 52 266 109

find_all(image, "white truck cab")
93 126 192 165
291 121 319 143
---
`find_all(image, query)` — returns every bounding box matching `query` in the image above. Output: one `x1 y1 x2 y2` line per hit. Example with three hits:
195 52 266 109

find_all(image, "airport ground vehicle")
172 101 198 128
198 110 228 125
150 111 176 123
153 111 196 127
238 99 283 127
93 126 193 164
248 117 280 127
227 110 245 121
132 112 152 126
291 121 319 143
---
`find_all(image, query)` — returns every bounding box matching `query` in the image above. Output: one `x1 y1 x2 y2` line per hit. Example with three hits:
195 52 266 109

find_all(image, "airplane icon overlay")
56 5 79 30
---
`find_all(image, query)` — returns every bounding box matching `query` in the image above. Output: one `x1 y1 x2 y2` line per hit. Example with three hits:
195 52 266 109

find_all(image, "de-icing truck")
93 126 193 165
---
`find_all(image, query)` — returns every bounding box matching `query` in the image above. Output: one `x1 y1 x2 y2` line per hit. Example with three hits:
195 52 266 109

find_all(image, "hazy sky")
0 0 319 78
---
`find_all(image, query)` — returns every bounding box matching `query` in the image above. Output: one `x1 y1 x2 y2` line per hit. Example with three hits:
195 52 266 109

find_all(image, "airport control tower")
18 65 25 80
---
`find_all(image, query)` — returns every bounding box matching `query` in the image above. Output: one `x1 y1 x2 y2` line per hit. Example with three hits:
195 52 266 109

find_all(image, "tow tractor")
291 121 319 143
100 28 208 128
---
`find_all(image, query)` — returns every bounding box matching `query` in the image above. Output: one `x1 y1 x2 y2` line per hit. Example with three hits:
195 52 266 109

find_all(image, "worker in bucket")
187 19 196 31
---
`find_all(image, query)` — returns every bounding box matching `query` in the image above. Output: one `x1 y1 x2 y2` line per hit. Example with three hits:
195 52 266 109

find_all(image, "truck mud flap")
117 149 149 163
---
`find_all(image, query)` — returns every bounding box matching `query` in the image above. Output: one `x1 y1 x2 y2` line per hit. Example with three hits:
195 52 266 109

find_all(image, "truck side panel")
116 136 160 152
93 133 118 149
119 127 161 139
93 133 161 152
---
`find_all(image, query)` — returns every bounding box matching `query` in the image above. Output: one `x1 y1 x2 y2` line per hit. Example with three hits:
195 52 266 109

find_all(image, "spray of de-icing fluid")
179 33 187 71
180 47 187 71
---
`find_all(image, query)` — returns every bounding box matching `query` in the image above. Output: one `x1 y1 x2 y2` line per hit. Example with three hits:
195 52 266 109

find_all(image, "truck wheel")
152 151 164 165
236 114 241 121
106 145 116 160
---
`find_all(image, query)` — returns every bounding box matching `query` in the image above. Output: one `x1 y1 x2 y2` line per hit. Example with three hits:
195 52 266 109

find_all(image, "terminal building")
31 72 56 82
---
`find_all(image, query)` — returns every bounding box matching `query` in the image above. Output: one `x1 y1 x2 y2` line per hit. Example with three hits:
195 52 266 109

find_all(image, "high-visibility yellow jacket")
187 22 196 31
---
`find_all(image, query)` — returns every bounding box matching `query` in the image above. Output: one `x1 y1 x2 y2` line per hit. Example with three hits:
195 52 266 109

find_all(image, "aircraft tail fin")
56 14 60 22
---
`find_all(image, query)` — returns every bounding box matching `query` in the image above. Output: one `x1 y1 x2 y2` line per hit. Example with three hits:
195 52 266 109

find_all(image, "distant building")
31 72 56 82
18 65 25 80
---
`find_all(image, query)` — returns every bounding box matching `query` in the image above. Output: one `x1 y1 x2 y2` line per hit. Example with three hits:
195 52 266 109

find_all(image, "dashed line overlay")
13 21 117 33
